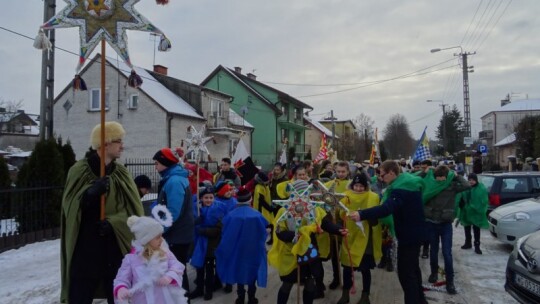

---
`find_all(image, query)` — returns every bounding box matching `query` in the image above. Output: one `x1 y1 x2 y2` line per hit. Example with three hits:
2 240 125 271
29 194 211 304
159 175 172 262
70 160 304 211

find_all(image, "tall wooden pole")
100 40 106 221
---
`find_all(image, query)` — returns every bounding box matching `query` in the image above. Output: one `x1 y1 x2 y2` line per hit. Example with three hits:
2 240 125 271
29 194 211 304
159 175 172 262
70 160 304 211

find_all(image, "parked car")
478 172 540 213
506 230 540 303
488 197 540 245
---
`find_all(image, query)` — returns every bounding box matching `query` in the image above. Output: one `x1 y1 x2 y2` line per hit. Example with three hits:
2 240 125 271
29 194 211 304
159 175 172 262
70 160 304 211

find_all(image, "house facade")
304 116 337 160
480 99 540 167
201 66 313 170
318 119 358 161
53 55 251 163
0 110 39 151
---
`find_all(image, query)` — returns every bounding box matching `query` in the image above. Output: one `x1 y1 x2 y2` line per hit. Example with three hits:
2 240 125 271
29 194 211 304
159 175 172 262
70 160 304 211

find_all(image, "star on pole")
273 184 326 242
40 0 169 71
310 180 348 214
184 125 213 161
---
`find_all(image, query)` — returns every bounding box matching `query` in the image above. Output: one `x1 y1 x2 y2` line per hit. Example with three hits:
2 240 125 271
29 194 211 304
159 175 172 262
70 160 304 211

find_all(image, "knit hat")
291 179 309 194
254 171 269 184
153 148 179 167
134 175 151 189
350 173 369 189
215 181 233 197
236 188 252 204
127 216 164 246
468 173 478 183
90 121 125 149
199 185 215 199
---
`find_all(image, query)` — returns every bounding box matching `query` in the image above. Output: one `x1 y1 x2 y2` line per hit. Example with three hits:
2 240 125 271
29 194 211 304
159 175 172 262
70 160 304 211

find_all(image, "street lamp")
430 45 476 137
427 100 447 153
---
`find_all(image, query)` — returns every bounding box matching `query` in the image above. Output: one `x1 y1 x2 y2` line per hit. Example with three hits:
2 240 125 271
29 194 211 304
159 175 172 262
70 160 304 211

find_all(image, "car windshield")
478 175 495 192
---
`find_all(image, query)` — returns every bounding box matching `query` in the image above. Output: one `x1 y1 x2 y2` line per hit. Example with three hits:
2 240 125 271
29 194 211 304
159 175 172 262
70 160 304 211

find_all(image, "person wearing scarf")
214 157 241 188
456 173 489 254
269 162 289 201
348 160 428 304
422 165 470 295
337 174 382 304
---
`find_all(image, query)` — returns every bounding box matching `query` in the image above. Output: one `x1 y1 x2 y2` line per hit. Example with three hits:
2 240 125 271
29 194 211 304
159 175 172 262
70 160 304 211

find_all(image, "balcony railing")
479 130 493 139
206 111 249 131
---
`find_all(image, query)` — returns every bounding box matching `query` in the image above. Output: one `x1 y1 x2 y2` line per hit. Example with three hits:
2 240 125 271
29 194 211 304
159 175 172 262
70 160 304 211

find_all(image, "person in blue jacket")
349 160 428 304
153 148 194 300
215 189 268 304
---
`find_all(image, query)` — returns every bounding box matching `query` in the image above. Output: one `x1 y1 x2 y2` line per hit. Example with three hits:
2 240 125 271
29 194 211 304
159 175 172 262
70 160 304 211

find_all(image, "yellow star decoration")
85 0 110 16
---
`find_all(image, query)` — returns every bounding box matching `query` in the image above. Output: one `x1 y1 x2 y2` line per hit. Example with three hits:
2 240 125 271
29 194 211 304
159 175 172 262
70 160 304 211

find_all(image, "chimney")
501 98 510 107
247 73 257 80
234 67 242 74
153 64 168 76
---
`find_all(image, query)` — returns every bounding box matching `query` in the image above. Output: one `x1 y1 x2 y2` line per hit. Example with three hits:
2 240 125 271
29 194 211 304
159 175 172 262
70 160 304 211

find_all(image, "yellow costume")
276 179 294 199
339 190 382 266
314 178 350 259
268 207 327 276
253 183 274 224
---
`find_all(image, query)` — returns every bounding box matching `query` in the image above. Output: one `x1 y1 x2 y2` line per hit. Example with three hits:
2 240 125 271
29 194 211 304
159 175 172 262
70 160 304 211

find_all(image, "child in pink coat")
114 215 188 304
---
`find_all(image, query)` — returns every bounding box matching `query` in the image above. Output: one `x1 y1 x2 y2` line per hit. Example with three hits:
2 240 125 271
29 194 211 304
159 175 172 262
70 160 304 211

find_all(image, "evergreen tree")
0 157 12 221
436 105 466 155
15 139 64 233
60 139 77 178
515 115 540 160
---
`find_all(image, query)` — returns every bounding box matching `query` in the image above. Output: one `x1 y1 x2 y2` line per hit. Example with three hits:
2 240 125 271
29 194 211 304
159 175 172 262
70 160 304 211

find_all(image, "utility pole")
461 52 475 138
427 99 448 153
40 0 56 140
330 110 336 147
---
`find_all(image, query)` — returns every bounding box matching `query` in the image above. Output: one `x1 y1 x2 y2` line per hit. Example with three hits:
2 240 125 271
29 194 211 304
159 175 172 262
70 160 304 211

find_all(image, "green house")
201 66 313 170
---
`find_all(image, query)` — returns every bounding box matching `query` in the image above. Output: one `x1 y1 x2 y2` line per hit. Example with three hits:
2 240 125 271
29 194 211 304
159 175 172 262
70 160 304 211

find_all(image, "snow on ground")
0 225 520 304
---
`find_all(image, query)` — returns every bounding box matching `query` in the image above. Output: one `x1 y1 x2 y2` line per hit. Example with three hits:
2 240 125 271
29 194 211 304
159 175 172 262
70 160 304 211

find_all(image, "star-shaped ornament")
311 180 349 214
184 126 213 161
40 0 169 71
273 184 326 242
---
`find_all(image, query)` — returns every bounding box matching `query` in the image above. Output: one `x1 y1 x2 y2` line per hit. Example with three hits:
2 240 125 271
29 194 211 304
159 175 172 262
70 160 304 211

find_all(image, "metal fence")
0 185 63 253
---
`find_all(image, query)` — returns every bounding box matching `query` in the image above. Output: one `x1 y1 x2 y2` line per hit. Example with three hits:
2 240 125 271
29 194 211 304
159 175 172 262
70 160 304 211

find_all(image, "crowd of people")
60 121 490 304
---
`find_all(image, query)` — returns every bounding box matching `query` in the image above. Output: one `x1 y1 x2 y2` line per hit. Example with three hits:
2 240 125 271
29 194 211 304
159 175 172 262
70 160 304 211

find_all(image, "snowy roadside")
0 224 520 304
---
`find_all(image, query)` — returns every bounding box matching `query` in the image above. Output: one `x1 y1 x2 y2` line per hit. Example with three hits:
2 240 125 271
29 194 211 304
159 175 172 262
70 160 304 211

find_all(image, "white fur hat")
127 216 163 246
90 121 125 149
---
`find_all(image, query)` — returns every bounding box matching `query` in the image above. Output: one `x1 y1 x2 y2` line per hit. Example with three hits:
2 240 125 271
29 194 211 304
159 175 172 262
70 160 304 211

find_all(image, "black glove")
96 220 113 237
87 176 110 197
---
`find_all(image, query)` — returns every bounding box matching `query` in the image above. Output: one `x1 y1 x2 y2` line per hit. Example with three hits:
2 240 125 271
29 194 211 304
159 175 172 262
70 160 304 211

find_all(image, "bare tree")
352 113 375 161
352 113 375 138
382 114 415 159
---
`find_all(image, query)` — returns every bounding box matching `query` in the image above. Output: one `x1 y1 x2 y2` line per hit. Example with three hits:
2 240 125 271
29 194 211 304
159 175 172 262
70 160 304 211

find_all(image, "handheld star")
273 184 326 242
40 0 169 71
184 125 213 161
310 180 348 214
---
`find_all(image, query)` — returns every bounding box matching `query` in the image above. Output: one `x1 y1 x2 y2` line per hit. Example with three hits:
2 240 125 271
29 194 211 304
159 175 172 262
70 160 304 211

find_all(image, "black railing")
0 185 63 253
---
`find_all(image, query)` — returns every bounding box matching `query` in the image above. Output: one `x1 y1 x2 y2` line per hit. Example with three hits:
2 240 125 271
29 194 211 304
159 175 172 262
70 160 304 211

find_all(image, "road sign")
464 137 473 145
478 144 488 156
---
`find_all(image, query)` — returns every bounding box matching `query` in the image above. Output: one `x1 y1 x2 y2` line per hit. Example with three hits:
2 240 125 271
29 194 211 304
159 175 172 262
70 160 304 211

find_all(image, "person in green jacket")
60 122 144 304
456 173 489 254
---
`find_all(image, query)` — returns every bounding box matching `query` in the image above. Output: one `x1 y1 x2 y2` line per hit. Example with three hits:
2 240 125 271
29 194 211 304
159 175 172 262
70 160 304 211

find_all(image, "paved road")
187 225 518 304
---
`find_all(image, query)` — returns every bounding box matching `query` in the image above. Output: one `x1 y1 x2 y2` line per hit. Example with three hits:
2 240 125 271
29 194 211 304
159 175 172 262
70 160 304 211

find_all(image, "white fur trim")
152 205 173 228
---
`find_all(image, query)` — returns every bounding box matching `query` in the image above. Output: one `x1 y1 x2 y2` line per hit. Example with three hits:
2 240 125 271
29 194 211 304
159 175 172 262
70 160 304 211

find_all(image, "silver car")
506 230 540 303
488 197 540 245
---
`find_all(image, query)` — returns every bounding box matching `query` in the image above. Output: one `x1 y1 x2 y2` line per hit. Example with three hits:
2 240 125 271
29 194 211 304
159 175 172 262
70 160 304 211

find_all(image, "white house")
480 98 540 167
53 54 252 163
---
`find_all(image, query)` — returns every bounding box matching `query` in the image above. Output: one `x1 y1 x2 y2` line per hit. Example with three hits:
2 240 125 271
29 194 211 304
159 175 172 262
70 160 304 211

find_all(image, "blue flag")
413 127 432 161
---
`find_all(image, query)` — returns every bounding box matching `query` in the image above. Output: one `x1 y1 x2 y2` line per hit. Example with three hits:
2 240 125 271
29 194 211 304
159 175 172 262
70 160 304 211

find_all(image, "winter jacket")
457 182 489 228
424 175 470 223
157 165 194 245
113 248 187 304
191 202 226 268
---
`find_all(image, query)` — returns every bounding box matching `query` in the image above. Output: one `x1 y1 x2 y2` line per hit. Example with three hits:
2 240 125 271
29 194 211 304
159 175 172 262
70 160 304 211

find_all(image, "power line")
463 0 494 48
296 63 459 98
469 0 505 51
474 0 514 52
460 0 485 45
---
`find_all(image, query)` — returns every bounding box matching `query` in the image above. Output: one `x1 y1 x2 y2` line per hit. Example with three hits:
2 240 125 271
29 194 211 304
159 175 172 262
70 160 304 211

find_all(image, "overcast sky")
1 0 538 142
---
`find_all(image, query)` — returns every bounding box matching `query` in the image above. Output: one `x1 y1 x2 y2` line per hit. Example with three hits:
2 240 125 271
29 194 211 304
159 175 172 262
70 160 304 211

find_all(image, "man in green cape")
456 173 489 254
60 122 143 303
349 160 428 304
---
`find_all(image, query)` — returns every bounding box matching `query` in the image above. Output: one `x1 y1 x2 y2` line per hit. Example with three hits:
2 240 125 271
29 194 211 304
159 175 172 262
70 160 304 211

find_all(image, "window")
128 94 138 109
89 88 110 111
281 104 289 120
294 131 301 144
281 128 288 142
229 139 239 157
501 177 529 193
211 99 223 117
294 107 302 121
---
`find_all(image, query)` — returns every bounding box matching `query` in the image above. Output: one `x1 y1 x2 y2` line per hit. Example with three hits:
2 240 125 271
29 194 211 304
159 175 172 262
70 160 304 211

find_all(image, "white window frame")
128 94 139 109
89 88 110 111
229 138 239 157
210 99 223 117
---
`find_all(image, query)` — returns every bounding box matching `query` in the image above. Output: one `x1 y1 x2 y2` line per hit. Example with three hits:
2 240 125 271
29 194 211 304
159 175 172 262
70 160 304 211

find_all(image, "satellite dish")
240 106 249 116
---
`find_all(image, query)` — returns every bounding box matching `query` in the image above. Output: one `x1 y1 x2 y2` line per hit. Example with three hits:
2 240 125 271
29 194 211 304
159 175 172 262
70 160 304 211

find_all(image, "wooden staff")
296 263 301 304
332 211 342 287
99 39 106 221
196 153 201 217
